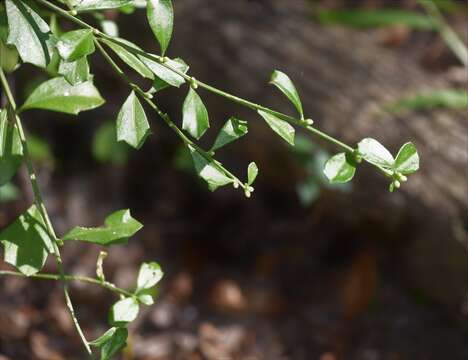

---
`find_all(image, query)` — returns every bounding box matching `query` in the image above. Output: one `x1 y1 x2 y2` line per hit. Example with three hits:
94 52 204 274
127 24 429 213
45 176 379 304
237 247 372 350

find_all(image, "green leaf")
93 121 129 165
0 108 23 186
247 162 258 185
317 9 436 30
136 262 163 292
89 327 117 347
100 327 128 360
211 117 248 151
100 20 119 37
109 297 139 326
6 0 55 68
147 0 173 55
189 146 233 191
387 90 468 113
257 110 295 146
57 29 95 61
0 182 21 203
394 142 419 175
21 77 105 115
0 205 54 276
323 152 356 183
139 56 186 87
27 134 53 165
0 38 19 73
62 209 143 246
270 70 303 118
58 57 90 85
116 91 151 149
137 290 154 305
101 38 154 79
151 58 189 92
72 0 133 12
357 138 394 168
182 88 209 140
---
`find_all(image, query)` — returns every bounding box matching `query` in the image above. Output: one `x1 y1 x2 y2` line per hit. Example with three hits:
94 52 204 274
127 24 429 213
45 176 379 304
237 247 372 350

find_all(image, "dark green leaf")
147 0 173 55
317 9 436 30
0 38 19 73
323 152 356 183
257 110 295 146
21 77 105 115
182 88 209 140
247 162 258 185
116 91 151 149
387 89 468 113
57 29 95 61
189 146 232 191
89 327 117 347
93 121 129 165
27 134 54 165
62 209 143 246
139 56 186 87
357 138 394 168
270 70 303 118
101 38 153 79
72 0 133 12
211 117 248 151
58 57 90 85
394 142 419 174
0 108 23 186
109 297 139 326
136 262 163 292
6 0 55 67
0 205 54 276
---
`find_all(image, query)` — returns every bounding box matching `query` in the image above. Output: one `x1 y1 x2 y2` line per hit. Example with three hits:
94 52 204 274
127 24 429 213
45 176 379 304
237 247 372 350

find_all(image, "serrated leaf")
57 29 95 61
6 0 55 68
21 77 105 115
394 142 419 175
0 205 54 276
109 297 139 326
258 110 295 146
101 38 153 79
189 146 232 191
58 57 90 85
357 138 394 168
116 91 151 149
62 209 143 246
270 70 303 118
139 55 186 87
147 0 173 56
72 0 133 11
89 327 117 347
99 327 128 360
247 162 258 185
323 152 356 183
136 262 163 292
211 117 248 151
92 121 129 165
151 58 189 92
182 88 209 140
0 109 23 186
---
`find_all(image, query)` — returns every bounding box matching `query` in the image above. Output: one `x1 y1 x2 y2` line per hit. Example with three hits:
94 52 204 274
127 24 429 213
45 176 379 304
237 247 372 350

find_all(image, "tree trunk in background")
170 0 468 309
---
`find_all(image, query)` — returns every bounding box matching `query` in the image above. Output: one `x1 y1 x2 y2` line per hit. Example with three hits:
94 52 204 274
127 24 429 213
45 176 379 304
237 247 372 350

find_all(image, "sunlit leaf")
62 209 143 246
247 162 258 185
6 0 55 68
21 77 105 115
270 70 303 118
182 88 209 140
211 117 248 151
147 0 173 55
109 297 139 326
323 152 356 183
258 110 295 146
89 327 117 347
394 142 419 174
57 29 95 61
139 55 186 87
136 262 163 292
58 57 90 85
72 0 133 12
189 146 232 191
0 205 53 276
357 138 394 168
151 58 189 92
116 91 151 149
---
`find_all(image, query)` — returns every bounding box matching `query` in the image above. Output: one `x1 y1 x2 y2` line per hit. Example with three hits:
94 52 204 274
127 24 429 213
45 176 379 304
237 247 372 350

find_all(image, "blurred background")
1 0 468 359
